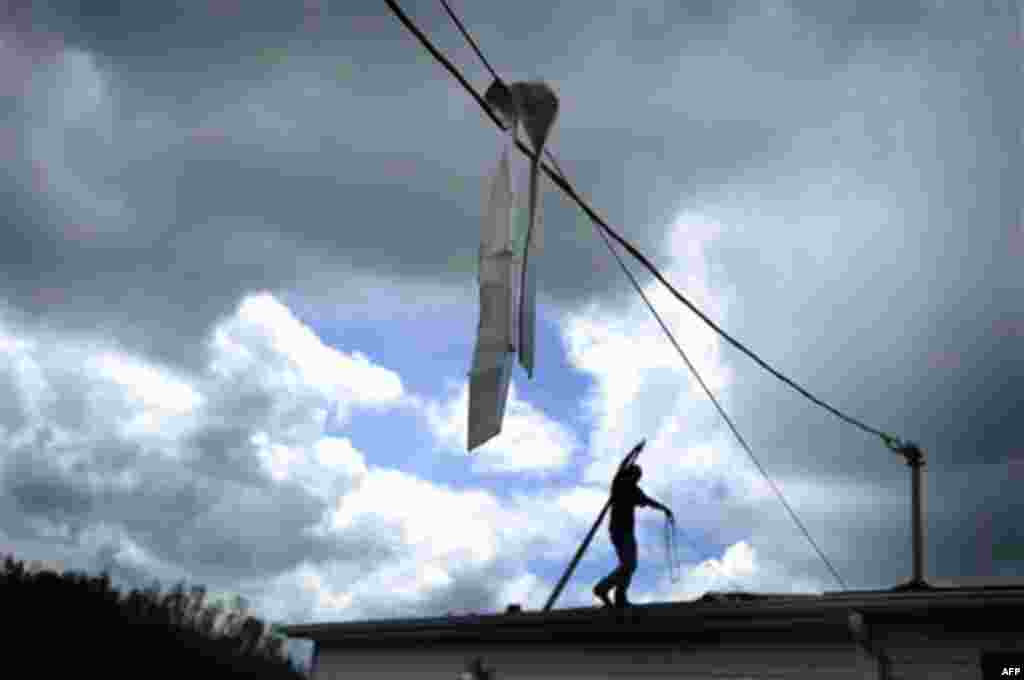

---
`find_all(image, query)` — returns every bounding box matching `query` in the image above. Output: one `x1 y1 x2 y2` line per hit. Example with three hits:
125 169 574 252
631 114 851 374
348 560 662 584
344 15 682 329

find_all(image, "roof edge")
282 588 1024 644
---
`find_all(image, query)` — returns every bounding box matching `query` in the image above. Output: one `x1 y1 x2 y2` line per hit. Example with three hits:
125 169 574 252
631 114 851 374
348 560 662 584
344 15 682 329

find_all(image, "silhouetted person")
593 463 673 608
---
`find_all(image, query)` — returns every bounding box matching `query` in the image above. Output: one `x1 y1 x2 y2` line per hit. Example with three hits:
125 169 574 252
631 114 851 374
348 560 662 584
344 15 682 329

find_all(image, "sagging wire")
393 0 906 458
411 0 849 591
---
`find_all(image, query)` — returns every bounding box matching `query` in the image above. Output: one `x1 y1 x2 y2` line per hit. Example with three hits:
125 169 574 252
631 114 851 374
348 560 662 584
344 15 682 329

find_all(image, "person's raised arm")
640 490 673 519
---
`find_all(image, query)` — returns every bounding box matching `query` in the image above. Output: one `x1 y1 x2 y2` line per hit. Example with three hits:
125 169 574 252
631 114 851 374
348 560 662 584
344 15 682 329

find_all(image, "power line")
428 0 757 593
545 165 759 593
550 155 848 590
383 0 905 457
427 0 848 591
438 0 502 85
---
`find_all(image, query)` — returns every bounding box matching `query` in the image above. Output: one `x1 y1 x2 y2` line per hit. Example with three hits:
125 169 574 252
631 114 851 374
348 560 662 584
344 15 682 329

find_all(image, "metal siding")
870 622 1024 680
313 642 864 679
480 151 514 258
469 144 519 451
517 174 542 377
467 351 514 451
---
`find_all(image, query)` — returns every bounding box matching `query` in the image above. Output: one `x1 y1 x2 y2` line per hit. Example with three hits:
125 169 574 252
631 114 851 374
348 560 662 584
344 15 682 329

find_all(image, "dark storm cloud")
187 424 267 486
1 0 1019 607
9 0 1012 363
0 362 32 435
0 0 832 363
181 479 330 575
7 455 94 520
2 427 96 525
0 420 358 583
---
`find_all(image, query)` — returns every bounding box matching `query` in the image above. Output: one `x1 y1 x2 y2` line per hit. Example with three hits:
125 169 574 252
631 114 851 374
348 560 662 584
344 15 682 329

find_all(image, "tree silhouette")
1 553 305 678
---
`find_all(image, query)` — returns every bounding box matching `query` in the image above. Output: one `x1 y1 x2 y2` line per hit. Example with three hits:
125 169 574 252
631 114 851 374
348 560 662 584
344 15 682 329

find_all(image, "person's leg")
593 570 615 607
595 532 628 606
614 533 638 607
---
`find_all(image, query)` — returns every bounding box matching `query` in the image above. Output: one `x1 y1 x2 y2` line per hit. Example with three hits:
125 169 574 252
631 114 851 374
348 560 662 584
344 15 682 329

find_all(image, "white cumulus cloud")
423 381 580 476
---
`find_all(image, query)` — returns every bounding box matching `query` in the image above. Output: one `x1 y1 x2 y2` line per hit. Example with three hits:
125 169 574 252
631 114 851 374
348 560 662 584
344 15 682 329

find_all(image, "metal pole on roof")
542 440 646 612
893 442 930 591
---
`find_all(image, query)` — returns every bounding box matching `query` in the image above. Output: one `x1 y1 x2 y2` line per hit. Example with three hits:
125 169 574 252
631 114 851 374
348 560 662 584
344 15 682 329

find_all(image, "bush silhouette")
2 553 307 679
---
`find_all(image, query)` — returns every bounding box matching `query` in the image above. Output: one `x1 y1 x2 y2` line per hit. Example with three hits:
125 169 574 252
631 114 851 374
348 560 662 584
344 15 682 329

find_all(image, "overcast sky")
1 0 1021 656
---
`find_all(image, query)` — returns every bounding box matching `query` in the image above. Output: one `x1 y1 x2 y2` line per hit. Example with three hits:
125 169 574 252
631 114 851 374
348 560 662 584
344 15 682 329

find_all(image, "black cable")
407 0 847 589
384 0 905 456
385 0 507 132
438 0 503 86
553 156 848 591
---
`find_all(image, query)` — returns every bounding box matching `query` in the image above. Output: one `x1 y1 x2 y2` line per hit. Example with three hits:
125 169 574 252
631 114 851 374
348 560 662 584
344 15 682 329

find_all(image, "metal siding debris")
468 79 558 449
517 182 539 376
469 145 518 451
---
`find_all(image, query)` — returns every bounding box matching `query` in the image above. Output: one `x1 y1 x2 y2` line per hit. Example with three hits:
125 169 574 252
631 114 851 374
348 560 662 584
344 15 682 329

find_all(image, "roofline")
281 587 1024 646
286 610 855 648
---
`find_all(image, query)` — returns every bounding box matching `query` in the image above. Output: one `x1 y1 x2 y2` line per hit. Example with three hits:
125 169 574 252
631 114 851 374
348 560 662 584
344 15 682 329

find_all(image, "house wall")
869 622 1024 680
313 640 866 679
306 604 1024 679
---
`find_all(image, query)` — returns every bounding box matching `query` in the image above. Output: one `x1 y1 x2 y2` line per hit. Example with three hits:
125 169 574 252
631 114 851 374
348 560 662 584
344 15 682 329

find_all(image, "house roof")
281 580 1024 648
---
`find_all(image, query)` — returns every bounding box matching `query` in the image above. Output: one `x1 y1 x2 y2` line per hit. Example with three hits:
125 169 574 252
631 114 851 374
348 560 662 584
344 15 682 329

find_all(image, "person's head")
624 464 642 482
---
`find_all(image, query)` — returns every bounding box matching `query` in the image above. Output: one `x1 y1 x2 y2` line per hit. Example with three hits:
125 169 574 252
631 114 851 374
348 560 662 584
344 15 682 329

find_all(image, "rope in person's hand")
664 513 681 584
663 486 679 584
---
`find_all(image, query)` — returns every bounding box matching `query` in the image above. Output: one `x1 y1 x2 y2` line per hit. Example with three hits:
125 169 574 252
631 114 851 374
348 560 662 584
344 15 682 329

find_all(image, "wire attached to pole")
434 0 846 591
383 0 937 594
